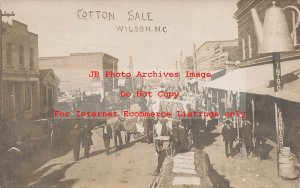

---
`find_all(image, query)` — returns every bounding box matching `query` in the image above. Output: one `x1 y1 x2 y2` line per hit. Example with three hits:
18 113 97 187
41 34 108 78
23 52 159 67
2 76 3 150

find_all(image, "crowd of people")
68 115 137 161
0 84 275 186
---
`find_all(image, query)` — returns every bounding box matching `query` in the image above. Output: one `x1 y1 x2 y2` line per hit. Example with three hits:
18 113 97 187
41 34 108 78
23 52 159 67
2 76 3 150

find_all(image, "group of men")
221 120 268 158
69 124 93 161
102 116 124 155
69 115 128 161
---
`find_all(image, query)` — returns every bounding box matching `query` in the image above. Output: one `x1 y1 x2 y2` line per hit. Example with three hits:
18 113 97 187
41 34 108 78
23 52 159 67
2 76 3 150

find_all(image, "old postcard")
0 0 299 188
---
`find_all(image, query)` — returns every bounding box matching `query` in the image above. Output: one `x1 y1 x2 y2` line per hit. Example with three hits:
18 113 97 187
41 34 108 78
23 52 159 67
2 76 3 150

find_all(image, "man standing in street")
254 121 267 148
113 116 124 150
145 116 155 144
103 122 113 155
190 118 201 148
242 121 254 156
221 120 235 158
171 120 190 154
69 124 81 161
81 124 93 159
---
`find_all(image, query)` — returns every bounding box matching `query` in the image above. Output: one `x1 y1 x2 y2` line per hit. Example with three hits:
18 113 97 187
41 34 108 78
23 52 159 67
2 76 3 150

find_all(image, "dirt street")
25 127 157 188
203 126 299 188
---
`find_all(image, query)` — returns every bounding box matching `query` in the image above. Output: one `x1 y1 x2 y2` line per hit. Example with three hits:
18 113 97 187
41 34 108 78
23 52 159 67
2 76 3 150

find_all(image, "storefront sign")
272 53 282 92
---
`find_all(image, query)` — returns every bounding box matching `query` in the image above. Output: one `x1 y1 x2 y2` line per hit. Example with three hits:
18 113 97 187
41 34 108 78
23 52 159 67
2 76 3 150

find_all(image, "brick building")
39 52 118 97
2 20 40 123
182 56 194 72
195 40 239 71
180 56 194 88
234 0 300 66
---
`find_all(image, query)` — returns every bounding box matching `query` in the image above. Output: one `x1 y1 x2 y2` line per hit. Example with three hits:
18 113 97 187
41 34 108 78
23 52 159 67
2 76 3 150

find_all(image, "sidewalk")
202 125 299 188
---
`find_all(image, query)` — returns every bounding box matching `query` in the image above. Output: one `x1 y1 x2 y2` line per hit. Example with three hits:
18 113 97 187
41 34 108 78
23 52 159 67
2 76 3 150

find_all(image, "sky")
1 0 238 71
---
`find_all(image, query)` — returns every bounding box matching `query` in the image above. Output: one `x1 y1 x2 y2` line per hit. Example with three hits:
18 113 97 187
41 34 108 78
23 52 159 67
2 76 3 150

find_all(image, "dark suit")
81 127 93 158
181 118 191 135
191 118 203 147
171 126 189 154
242 124 253 155
221 125 235 157
145 117 155 143
103 124 113 154
113 120 123 150
69 128 81 161
254 124 267 148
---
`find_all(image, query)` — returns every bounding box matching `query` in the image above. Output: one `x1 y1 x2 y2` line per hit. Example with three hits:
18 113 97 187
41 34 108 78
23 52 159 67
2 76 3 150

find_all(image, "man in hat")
254 121 267 148
113 116 124 150
221 120 235 158
170 120 189 154
145 115 155 144
242 121 254 156
69 124 81 161
81 124 93 158
190 117 202 148
103 121 113 155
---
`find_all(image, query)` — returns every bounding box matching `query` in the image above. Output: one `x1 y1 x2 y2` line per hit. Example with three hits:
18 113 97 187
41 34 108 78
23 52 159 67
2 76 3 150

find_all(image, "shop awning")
203 59 300 103
210 69 226 80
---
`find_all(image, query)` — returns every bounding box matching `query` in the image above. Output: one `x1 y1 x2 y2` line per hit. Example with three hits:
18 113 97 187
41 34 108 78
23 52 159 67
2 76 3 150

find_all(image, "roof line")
196 39 238 51
39 52 118 60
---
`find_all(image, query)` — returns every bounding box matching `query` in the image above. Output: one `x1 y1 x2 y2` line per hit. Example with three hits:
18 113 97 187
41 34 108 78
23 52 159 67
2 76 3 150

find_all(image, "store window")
24 83 32 111
283 6 300 46
30 48 34 68
4 81 14 115
42 85 47 107
19 45 24 67
6 43 12 65
248 34 252 58
242 38 246 59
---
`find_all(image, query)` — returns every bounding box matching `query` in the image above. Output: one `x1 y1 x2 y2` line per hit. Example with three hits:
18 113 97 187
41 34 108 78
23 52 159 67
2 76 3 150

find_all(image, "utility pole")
0 9 15 122
176 61 179 88
129 56 133 91
193 43 198 93
180 51 183 89
112 58 115 90
193 43 197 72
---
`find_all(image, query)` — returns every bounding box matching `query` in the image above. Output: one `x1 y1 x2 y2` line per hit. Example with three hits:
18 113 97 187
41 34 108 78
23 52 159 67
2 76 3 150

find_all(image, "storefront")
39 69 60 118
203 59 300 152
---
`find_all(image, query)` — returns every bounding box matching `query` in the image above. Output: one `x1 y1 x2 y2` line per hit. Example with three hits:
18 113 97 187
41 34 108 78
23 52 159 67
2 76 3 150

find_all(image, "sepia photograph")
0 0 299 187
